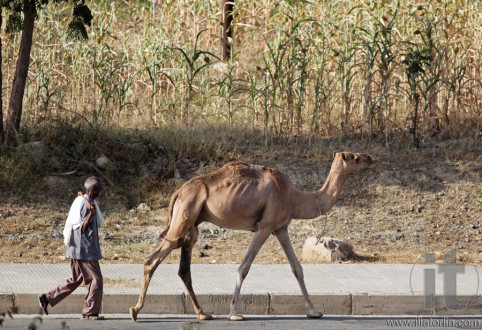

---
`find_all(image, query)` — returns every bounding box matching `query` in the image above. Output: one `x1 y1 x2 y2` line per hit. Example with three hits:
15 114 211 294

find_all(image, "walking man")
38 176 105 320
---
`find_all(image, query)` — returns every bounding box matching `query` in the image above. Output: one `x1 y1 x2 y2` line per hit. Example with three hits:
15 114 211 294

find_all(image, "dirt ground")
1 137 481 266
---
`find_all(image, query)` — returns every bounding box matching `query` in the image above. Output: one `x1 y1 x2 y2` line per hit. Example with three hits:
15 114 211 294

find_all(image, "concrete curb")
2 293 480 316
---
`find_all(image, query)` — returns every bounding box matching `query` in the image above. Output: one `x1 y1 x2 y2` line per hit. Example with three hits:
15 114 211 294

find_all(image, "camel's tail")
158 191 179 241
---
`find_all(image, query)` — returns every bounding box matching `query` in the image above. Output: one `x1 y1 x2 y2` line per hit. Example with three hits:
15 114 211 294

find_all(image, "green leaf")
6 12 22 33
67 18 88 40
73 2 93 26
172 47 193 69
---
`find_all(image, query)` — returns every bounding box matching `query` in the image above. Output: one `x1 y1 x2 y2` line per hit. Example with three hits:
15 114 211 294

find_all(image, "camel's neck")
290 165 348 219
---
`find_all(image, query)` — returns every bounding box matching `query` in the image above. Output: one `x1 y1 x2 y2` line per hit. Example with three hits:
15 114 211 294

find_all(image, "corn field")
2 0 481 146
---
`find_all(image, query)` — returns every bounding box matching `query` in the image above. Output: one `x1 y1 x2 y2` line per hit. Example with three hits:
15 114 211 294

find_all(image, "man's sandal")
81 314 105 320
38 294 49 315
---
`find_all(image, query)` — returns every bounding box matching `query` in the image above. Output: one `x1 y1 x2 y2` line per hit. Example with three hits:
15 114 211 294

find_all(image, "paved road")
1 263 480 315
3 314 481 330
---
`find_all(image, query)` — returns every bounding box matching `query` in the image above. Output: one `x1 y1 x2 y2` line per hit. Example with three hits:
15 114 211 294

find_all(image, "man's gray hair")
84 176 102 192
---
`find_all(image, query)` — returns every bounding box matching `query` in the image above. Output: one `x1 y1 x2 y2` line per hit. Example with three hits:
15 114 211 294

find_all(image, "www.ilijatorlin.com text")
386 317 480 328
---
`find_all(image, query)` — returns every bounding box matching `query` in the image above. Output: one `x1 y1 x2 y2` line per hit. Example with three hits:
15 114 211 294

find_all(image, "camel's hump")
222 161 267 171
219 161 286 180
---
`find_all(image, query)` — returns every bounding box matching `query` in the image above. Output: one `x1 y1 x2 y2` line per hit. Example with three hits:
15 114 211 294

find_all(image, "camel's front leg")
130 239 177 322
229 229 271 321
178 227 213 320
274 227 322 318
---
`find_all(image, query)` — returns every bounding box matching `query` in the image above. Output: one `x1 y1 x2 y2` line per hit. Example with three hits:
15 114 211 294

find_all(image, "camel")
130 151 373 322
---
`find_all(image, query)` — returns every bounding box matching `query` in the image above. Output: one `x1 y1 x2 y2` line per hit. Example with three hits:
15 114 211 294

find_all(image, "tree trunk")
4 12 35 145
222 0 234 61
0 12 3 142
413 91 420 147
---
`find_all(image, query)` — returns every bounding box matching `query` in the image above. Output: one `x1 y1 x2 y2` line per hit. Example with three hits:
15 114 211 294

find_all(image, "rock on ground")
95 154 111 169
302 237 354 263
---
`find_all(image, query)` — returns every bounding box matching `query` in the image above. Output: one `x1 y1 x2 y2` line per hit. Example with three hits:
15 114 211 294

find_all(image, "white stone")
302 236 354 263
95 154 111 169
137 203 151 212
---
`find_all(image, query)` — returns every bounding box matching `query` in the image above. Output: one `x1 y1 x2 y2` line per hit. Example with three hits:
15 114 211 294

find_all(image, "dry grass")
1 0 480 143
0 137 480 265
0 1 480 266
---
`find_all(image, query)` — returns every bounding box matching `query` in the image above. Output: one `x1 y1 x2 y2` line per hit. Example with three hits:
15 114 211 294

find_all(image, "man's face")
91 186 102 199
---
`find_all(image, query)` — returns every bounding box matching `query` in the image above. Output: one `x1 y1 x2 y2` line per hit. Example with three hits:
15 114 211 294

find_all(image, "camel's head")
333 151 373 175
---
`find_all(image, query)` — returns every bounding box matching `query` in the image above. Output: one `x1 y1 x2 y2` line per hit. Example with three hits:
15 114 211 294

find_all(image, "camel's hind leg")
130 185 206 322
274 227 322 318
178 226 212 320
129 239 178 321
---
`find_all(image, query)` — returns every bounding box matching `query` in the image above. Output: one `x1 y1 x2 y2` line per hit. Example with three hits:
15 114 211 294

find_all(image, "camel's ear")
333 151 346 161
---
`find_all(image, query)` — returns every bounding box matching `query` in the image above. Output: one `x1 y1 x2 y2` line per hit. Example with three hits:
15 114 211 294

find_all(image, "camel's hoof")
229 314 245 321
129 307 138 322
307 311 323 319
197 313 213 320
